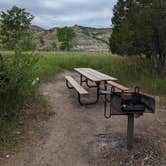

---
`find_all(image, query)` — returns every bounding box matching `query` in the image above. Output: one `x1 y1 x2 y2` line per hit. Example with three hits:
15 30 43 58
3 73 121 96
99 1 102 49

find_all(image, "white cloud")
0 0 117 28
0 0 13 3
41 0 63 9
56 8 112 22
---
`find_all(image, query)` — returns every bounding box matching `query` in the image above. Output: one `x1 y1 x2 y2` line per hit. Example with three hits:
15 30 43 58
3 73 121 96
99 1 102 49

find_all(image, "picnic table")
65 68 129 105
74 68 117 103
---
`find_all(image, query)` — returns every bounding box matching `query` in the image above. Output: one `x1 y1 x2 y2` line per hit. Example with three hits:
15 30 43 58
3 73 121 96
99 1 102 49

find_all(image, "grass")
1 50 165 94
32 52 166 95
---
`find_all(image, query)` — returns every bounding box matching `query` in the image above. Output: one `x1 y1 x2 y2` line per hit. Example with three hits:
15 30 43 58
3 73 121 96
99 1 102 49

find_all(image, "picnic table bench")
107 80 129 92
65 76 88 95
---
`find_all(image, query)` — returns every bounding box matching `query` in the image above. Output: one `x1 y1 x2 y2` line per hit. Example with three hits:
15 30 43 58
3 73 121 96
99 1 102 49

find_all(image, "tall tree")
110 0 166 69
110 0 134 54
57 27 76 51
0 6 34 53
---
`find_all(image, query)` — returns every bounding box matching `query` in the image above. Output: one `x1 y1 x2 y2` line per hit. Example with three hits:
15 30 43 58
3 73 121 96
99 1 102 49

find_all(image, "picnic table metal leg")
80 75 85 86
96 82 100 100
85 82 100 105
67 76 101 105
66 80 74 89
77 82 101 105
104 81 107 90
127 114 134 150
80 75 97 88
85 79 98 88
80 75 87 85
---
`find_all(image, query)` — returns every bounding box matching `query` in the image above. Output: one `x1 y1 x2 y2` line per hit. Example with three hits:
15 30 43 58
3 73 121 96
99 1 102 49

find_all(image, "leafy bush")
0 52 38 127
0 6 34 52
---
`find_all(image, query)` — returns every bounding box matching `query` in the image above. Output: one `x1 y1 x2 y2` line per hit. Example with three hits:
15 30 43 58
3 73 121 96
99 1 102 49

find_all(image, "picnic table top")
74 68 117 82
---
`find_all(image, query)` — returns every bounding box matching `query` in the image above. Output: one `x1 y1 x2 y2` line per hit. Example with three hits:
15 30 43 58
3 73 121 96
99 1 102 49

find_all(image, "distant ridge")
30 24 112 52
0 22 112 52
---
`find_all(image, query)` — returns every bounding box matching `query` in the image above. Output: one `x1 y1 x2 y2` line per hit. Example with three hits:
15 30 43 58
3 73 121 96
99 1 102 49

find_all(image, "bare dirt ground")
0 71 166 166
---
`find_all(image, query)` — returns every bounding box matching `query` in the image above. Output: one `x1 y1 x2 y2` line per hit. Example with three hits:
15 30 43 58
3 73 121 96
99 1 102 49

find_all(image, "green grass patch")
2 51 165 94
33 52 166 94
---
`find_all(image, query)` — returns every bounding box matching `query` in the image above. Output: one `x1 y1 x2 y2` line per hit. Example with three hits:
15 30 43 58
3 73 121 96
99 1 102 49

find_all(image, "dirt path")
1 71 166 166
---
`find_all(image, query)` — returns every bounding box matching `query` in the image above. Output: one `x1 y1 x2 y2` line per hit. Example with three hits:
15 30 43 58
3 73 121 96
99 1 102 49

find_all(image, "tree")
51 41 57 51
110 0 166 69
0 6 34 53
109 0 134 54
39 36 45 46
57 27 76 51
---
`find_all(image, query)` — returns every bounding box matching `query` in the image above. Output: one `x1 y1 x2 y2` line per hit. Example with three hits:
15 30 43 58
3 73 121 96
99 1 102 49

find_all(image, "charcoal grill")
102 87 155 149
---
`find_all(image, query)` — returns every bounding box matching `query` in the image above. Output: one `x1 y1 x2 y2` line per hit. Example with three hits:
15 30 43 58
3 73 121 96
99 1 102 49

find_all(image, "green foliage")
40 42 57 51
110 0 166 69
0 52 38 127
34 52 166 94
57 27 76 51
39 36 45 46
19 34 36 51
0 6 34 52
51 41 57 51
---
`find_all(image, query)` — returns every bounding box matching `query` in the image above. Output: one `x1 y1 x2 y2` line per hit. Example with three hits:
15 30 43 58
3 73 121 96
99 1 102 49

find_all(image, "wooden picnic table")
74 68 117 104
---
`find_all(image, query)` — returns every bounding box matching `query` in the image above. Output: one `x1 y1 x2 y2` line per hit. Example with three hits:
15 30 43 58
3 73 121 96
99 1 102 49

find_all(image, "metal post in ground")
127 113 134 150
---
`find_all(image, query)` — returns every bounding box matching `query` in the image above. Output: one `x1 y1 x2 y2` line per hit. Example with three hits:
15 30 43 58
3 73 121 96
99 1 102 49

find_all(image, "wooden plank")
74 68 100 82
107 80 129 91
65 76 88 95
81 68 103 80
87 68 117 81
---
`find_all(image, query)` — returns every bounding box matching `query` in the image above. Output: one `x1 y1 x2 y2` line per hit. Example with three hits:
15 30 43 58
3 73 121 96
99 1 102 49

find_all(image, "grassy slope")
34 52 166 95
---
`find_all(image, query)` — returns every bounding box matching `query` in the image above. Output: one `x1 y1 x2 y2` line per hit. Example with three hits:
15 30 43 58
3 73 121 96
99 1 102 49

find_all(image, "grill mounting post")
127 114 134 150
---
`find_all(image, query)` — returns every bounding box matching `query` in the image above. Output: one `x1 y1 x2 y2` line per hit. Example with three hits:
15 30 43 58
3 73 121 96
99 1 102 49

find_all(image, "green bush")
0 53 38 127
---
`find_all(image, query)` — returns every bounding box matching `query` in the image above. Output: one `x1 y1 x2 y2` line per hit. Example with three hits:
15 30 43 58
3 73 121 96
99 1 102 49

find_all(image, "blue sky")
0 0 117 29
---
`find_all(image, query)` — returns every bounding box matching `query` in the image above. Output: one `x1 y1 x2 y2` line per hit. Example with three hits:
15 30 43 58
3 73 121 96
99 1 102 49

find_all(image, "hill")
0 21 112 52
31 25 112 52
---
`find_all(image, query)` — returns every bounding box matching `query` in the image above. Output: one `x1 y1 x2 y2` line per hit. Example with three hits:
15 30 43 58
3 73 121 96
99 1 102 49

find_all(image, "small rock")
6 154 10 158
16 131 21 135
32 77 40 86
13 131 21 135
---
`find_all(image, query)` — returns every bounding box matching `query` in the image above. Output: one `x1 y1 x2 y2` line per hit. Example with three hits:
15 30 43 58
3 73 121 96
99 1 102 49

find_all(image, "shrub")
0 52 38 127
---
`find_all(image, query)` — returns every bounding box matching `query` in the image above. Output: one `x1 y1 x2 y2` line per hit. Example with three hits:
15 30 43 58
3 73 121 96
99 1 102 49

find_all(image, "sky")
0 0 117 29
